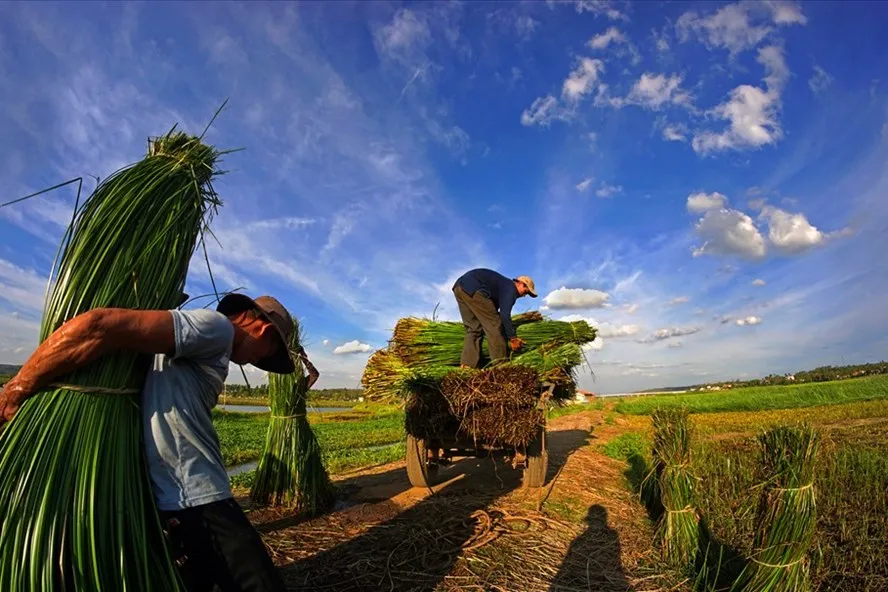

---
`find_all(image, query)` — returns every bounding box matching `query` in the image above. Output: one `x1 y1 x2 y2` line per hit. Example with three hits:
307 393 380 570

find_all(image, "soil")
239 410 683 591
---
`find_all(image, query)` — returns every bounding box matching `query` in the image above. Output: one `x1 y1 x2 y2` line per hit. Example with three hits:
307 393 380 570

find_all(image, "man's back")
142 309 233 511
455 268 513 307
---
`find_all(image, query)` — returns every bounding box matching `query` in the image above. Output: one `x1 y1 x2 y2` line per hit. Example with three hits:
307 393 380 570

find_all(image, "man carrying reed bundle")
452 268 538 368
0 293 293 592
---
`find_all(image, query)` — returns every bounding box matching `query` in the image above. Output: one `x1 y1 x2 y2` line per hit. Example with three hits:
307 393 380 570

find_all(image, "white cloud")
676 1 805 55
669 296 690 305
332 340 372 355
560 315 641 338
759 206 829 253
596 183 622 198
692 208 767 259
623 303 639 314
652 27 671 52
487 10 540 41
576 177 594 192
623 73 690 110
692 46 788 154
736 315 763 326
641 326 701 342
808 65 833 94
668 341 683 348
520 95 562 126
587 27 625 49
544 286 610 309
600 323 640 338
0 259 49 313
573 0 629 21
763 1 807 25
374 9 431 67
583 338 604 351
586 132 598 151
563 58 605 102
687 191 728 213
514 15 540 40
747 197 768 211
322 339 330 346
752 278 766 286
247 217 316 231
662 123 687 142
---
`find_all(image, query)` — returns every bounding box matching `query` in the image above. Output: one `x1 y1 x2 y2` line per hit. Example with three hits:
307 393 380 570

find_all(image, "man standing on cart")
452 268 538 368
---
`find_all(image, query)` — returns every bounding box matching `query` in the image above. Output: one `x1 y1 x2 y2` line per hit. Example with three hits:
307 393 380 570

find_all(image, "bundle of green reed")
390 316 594 367
0 127 227 590
650 407 699 570
730 425 819 592
250 323 332 513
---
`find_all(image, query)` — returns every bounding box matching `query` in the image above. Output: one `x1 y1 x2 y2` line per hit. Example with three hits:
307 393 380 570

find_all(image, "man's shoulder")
173 308 229 324
170 309 234 360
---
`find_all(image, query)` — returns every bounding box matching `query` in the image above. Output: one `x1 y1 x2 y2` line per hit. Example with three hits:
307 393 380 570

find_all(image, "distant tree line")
221 382 362 401
689 361 888 391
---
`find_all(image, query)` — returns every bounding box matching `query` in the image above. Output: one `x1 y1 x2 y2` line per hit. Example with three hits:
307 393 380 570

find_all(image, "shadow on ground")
275 428 592 591
549 505 631 591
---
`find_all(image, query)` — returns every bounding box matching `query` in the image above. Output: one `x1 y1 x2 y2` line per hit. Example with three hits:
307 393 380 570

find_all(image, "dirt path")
242 410 680 591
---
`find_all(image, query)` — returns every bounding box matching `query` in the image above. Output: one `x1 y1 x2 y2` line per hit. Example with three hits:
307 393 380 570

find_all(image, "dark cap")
217 293 296 374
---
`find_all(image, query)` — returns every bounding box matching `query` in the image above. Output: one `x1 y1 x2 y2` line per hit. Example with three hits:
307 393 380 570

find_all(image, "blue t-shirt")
142 309 234 511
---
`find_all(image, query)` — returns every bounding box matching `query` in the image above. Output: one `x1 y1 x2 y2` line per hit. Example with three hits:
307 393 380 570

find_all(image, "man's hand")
509 337 525 352
0 378 34 429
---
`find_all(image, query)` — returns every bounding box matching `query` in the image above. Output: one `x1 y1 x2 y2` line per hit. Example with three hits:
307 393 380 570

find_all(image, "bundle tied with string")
0 123 230 590
649 407 699 570
250 321 332 512
730 425 819 592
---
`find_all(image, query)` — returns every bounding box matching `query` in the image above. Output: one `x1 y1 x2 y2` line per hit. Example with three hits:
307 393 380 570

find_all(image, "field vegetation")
607 376 888 591
208 368 887 590
215 405 406 486
615 374 888 415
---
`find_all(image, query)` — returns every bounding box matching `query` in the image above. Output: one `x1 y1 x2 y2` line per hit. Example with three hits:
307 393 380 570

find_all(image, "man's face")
232 313 281 366
516 281 530 297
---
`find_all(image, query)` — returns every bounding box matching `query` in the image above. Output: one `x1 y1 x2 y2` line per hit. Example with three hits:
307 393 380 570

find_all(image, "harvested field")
237 409 683 591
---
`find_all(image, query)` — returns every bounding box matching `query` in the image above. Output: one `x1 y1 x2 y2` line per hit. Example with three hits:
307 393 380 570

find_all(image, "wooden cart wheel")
406 434 439 488
523 428 548 488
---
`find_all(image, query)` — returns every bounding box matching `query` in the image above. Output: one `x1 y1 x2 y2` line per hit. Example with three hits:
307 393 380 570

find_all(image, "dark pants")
162 498 286 592
453 284 508 367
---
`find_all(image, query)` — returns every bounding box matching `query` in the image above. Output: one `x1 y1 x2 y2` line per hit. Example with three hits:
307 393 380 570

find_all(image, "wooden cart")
405 383 553 489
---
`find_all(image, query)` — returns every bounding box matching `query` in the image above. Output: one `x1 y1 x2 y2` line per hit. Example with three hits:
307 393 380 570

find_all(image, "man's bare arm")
0 309 175 426
298 348 320 391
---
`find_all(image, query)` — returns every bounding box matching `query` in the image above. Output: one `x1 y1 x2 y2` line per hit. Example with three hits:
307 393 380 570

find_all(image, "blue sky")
1 1 887 393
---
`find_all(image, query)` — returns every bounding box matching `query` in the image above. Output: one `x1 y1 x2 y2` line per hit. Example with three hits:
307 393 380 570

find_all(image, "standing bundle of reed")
730 425 819 592
250 323 333 513
650 407 699 570
0 127 226 590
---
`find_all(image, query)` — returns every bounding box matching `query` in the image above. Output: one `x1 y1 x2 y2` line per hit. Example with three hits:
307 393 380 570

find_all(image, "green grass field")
214 405 406 474
602 375 888 591
614 374 888 415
